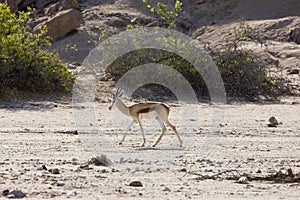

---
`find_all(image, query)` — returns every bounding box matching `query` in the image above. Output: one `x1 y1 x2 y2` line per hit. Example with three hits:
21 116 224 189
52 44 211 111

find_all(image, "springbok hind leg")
166 120 182 147
137 117 146 147
152 116 167 147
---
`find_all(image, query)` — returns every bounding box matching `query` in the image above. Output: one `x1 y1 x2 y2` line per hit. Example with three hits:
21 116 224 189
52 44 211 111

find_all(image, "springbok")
108 88 182 147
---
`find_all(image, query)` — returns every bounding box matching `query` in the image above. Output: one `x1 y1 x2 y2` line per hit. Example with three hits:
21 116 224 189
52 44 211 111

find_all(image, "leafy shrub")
106 24 290 101
205 24 290 100
106 47 208 99
142 0 182 28
106 1 289 101
0 3 73 97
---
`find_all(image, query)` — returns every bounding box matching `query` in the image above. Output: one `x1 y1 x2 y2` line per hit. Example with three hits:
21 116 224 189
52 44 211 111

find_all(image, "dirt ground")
1 0 300 199
1 96 300 199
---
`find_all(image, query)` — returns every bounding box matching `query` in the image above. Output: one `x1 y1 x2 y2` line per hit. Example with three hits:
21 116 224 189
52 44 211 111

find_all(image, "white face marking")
108 89 123 110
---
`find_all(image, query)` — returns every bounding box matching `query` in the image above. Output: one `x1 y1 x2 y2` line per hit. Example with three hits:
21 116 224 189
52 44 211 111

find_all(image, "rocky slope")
53 0 300 95
2 0 300 94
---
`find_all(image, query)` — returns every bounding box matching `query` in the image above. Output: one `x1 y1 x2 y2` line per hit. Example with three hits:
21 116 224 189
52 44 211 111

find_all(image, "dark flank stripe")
138 107 151 113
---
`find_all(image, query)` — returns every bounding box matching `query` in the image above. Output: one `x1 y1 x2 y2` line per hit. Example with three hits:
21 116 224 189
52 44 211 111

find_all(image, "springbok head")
108 88 123 110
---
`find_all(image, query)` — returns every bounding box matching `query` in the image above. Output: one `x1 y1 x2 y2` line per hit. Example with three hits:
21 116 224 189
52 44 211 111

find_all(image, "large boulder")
34 8 83 41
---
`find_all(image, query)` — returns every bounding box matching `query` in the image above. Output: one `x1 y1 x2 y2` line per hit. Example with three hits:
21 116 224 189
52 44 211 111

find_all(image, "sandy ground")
1 96 300 199
1 0 299 199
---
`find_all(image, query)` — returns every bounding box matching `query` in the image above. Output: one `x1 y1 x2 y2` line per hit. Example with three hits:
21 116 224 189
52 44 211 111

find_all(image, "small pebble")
67 190 77 197
56 182 65 187
163 186 171 192
129 181 143 187
7 189 26 198
237 177 248 184
48 168 60 174
268 116 279 127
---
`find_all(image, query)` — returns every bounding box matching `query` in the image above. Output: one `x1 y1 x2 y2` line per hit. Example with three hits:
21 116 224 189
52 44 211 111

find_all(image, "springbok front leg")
137 116 146 147
152 116 167 147
119 120 135 145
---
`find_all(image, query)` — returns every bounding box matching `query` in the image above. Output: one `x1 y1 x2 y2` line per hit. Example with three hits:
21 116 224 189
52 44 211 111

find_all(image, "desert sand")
1 96 300 199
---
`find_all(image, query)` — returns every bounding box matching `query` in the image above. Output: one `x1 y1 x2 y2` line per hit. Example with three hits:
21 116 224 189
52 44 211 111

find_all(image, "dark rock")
290 28 300 44
48 168 60 174
7 189 26 198
2 189 9 196
268 116 279 127
287 168 294 177
129 180 143 187
56 181 65 187
287 68 300 75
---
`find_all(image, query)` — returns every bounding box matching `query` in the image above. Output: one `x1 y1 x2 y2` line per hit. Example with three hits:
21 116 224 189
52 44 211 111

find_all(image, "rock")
79 164 92 170
7 189 26 198
48 168 60 174
129 180 143 187
162 186 171 192
268 116 279 127
37 164 47 170
179 168 187 172
287 68 300 75
287 168 294 178
275 170 286 178
237 177 248 184
290 28 300 44
59 0 79 11
2 189 9 196
34 9 83 41
44 0 79 16
56 181 65 187
67 190 77 197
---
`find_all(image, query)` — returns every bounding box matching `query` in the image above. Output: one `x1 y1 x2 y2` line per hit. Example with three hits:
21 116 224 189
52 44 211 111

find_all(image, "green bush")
0 3 73 97
206 24 289 100
106 1 290 101
142 0 182 28
106 24 290 101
